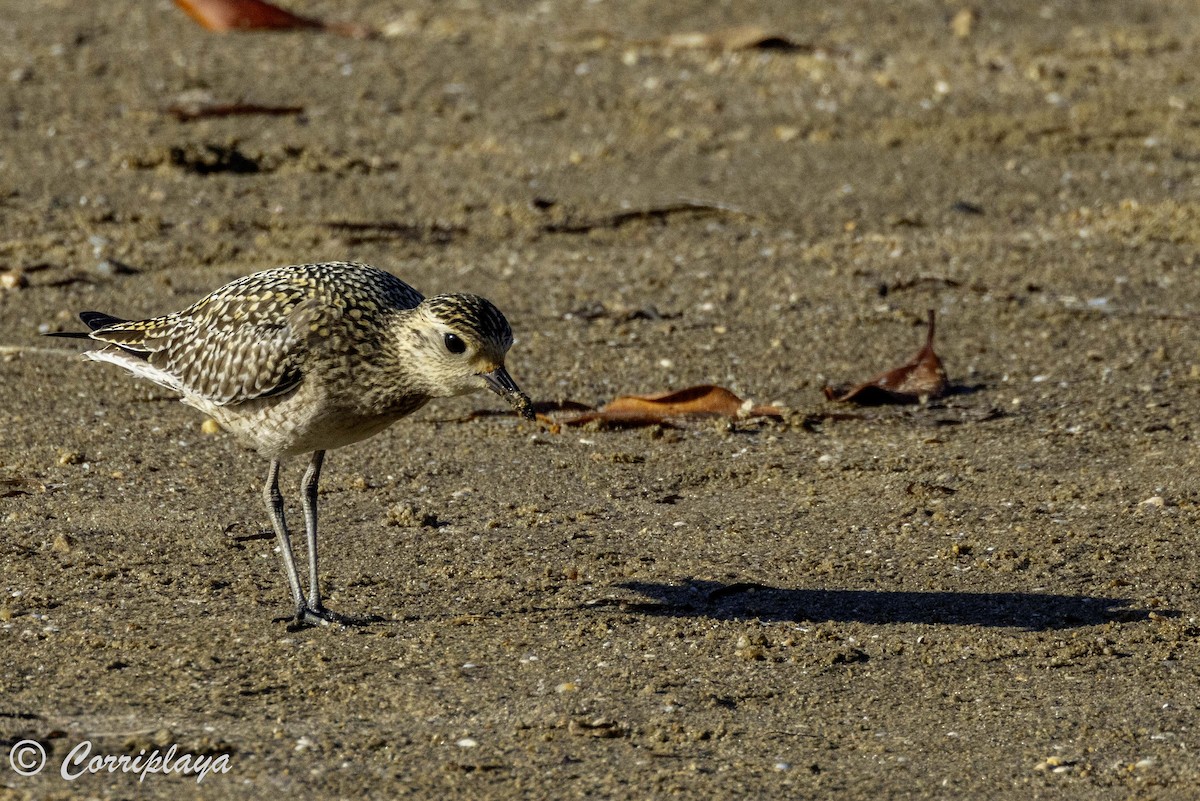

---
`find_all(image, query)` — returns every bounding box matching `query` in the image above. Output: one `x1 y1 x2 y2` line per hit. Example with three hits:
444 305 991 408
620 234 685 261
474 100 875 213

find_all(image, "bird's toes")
288 605 381 628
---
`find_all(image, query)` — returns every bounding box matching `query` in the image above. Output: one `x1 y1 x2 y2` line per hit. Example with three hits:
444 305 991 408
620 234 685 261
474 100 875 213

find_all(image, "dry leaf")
560 385 784 428
823 311 949 404
173 0 372 37
173 0 321 31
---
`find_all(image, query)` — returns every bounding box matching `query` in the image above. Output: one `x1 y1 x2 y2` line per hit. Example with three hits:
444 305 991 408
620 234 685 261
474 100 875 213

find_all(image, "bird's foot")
283 604 382 629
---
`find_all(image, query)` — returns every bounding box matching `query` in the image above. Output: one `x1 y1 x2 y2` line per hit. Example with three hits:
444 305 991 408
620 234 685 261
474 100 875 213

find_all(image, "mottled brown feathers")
84 262 425 406
63 260 530 460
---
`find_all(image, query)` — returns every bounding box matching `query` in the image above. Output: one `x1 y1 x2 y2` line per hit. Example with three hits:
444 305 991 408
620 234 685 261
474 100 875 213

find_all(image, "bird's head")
404 293 534 419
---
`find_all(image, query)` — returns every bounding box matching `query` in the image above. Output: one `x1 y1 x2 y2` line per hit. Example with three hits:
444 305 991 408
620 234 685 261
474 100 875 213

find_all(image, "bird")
51 261 535 627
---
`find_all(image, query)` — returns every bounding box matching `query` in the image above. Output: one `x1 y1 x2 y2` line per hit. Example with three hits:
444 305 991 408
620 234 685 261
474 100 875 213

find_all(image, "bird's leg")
294 450 373 626
263 458 307 621
300 450 326 612
262 454 376 628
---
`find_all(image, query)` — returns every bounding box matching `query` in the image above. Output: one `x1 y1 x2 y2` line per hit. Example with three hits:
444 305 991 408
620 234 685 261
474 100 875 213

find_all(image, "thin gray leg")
301 450 325 611
264 453 374 628
263 458 306 619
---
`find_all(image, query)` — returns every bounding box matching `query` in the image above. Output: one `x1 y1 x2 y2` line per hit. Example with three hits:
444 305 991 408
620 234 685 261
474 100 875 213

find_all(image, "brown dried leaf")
173 0 320 31
172 0 372 38
560 385 784 428
824 311 949 404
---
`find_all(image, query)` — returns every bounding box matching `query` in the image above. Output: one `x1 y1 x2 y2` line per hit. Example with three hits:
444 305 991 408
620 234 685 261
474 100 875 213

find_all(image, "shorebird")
52 261 535 626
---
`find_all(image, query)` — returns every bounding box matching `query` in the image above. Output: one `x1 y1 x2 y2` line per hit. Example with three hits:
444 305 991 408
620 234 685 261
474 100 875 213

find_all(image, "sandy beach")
2 1 1200 797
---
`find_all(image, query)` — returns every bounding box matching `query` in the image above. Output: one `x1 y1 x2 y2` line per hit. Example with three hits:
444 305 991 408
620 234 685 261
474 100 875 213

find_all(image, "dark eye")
443 332 467 354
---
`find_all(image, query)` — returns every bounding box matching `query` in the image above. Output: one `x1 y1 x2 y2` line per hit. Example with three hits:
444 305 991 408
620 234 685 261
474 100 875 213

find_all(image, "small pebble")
0 271 27 290
950 8 975 38
385 502 439 528
1034 755 1073 771
774 126 801 142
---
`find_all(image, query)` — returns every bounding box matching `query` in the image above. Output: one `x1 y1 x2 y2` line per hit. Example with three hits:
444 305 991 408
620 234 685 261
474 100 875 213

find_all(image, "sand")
2 1 1200 798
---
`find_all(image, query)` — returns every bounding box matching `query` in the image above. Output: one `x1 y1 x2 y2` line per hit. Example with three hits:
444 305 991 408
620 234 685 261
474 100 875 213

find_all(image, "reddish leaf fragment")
173 0 372 37
824 311 949 405
560 385 784 428
174 0 320 31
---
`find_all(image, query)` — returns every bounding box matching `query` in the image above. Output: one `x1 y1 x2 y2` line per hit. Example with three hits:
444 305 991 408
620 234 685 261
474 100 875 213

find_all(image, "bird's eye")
443 332 467 354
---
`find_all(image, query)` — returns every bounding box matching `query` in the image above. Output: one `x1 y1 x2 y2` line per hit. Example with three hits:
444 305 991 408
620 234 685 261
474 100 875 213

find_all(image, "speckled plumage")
90 262 422 403
56 261 534 626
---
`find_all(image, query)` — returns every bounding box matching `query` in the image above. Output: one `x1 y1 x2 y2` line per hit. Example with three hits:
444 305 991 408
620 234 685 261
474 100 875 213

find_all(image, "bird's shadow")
606 579 1163 631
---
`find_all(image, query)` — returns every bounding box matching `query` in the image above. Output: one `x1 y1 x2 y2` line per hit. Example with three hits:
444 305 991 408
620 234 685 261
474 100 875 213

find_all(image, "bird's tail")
79 311 128 331
43 311 130 338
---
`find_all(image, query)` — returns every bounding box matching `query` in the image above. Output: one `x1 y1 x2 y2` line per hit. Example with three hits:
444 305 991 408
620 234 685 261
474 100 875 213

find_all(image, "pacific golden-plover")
52 261 534 626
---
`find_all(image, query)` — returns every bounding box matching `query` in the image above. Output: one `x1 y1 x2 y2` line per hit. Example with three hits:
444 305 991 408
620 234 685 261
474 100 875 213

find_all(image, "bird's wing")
86 295 338 406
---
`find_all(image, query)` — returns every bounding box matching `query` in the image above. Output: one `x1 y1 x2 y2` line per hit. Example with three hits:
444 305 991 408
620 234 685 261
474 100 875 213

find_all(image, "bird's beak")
482 365 535 420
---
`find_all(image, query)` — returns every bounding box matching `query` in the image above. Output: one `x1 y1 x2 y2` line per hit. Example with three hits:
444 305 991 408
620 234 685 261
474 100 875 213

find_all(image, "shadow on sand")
607 579 1159 631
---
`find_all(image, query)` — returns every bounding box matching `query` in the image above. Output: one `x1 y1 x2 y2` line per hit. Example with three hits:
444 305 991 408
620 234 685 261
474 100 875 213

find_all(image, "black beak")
483 365 535 420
